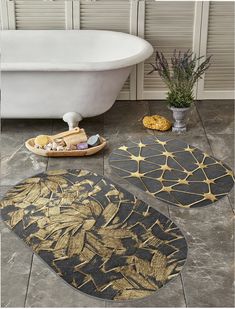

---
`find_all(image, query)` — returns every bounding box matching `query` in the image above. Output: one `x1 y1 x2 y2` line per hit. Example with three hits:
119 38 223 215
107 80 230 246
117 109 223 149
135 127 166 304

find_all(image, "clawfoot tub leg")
63 112 83 130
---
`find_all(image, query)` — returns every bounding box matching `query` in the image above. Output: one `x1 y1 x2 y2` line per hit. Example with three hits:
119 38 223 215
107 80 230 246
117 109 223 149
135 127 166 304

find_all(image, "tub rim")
1 30 154 72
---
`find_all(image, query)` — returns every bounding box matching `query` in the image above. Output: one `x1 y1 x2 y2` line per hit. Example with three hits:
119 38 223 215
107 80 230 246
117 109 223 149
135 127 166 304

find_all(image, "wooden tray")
25 137 106 157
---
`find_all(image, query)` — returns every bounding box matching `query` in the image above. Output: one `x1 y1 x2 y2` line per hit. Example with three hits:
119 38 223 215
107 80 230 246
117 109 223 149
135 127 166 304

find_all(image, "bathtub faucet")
63 112 83 130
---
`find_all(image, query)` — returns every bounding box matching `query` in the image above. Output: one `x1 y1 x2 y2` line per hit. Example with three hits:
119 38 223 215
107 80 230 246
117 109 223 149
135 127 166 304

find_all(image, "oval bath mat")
109 136 234 208
0 169 187 301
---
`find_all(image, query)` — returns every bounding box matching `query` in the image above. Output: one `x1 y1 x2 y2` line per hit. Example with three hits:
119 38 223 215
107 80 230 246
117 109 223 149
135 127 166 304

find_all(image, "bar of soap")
66 145 77 151
63 129 87 147
87 134 101 147
35 135 50 147
77 143 88 150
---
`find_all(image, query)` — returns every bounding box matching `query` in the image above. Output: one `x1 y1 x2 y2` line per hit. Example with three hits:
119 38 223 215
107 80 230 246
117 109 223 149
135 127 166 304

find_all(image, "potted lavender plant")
149 50 211 132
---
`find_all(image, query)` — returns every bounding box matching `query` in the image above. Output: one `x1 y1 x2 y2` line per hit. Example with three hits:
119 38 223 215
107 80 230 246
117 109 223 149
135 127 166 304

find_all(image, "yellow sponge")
143 115 172 131
35 135 50 147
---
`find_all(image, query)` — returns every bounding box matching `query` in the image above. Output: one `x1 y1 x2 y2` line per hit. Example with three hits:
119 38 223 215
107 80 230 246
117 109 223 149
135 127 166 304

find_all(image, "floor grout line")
180 273 188 308
196 102 235 214
226 195 235 214
195 102 215 154
23 253 34 308
227 195 235 214
46 119 55 172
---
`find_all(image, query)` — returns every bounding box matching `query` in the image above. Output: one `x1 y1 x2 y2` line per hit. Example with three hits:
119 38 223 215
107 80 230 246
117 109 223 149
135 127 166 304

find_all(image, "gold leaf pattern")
82 219 96 231
0 169 187 300
54 233 70 250
101 203 119 226
68 232 85 257
10 209 24 227
121 265 157 290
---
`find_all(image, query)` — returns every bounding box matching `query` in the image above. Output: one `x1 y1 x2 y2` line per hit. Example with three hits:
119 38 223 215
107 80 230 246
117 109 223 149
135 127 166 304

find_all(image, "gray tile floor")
1 100 234 307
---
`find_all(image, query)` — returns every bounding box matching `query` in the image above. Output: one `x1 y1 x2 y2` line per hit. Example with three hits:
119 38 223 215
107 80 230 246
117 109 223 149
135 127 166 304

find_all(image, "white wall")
1 0 234 100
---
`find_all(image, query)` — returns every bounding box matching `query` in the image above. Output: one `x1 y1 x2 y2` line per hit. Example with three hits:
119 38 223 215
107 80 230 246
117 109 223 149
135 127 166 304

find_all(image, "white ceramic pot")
169 106 190 132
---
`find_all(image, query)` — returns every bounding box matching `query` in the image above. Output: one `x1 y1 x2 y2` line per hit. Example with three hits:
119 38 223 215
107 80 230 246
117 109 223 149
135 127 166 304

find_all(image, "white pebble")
52 142 58 150
44 143 53 151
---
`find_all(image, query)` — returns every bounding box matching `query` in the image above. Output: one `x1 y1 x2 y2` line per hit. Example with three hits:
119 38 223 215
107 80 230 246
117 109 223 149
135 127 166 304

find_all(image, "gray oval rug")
0 169 187 301
109 136 234 208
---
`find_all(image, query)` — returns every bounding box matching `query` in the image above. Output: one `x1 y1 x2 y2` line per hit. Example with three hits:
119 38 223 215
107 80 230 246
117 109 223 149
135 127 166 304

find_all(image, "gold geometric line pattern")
0 169 187 300
109 136 234 208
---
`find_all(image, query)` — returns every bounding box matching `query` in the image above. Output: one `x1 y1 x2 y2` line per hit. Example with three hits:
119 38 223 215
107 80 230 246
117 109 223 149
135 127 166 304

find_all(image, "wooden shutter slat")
204 1 234 92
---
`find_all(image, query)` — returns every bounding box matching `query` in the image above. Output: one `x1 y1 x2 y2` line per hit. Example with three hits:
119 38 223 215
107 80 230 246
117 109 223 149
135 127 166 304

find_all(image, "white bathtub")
1 30 153 127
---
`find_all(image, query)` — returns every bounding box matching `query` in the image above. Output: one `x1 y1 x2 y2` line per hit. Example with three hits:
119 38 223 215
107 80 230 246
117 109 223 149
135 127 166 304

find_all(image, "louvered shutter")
197 1 234 99
1 0 16 29
79 0 130 32
73 0 138 100
4 0 72 30
0 4 2 29
137 0 197 99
